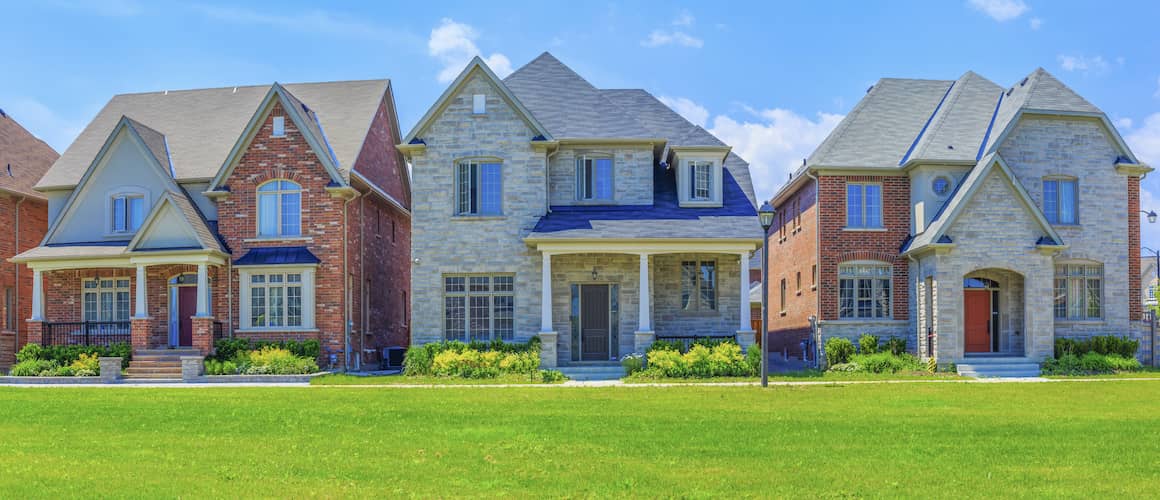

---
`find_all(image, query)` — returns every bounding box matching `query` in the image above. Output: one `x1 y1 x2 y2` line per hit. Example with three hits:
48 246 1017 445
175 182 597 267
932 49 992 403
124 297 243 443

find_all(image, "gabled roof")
902 153 1063 254
127 190 224 252
39 79 390 189
0 110 58 199
403 56 552 144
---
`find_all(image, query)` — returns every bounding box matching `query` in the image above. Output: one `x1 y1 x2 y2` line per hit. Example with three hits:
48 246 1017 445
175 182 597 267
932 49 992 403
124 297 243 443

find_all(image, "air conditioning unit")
382 347 406 370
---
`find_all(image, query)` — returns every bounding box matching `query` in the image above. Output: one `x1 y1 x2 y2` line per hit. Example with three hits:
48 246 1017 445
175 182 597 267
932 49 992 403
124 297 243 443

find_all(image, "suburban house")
401 53 763 367
0 110 57 369
766 68 1154 373
1141 255 1156 310
10 80 411 372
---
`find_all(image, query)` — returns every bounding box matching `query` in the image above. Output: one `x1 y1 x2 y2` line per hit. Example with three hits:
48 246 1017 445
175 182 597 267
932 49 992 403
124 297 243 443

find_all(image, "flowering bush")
205 346 318 375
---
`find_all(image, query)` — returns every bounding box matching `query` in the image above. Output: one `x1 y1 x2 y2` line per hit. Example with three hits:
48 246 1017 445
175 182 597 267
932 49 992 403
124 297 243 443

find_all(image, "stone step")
557 365 624 381
959 356 1033 365
958 362 1040 378
125 368 184 376
120 375 184 382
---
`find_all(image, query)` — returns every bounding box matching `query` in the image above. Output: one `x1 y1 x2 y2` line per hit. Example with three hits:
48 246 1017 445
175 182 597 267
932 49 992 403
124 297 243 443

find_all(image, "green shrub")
12 343 130 373
403 339 541 376
1054 336 1139 359
9 359 59 376
745 345 762 375
824 338 855 365
847 353 924 373
647 340 684 353
243 347 319 375
858 334 880 354
637 342 755 379
211 338 322 362
1041 352 1142 375
885 337 908 356
620 354 644 376
539 369 568 383
70 353 100 377
204 359 242 375
15 343 44 363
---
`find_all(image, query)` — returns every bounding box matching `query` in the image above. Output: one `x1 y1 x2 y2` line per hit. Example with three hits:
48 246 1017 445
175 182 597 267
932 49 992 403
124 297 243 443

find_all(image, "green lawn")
313 373 563 385
1 382 1158 497
1044 368 1160 379
624 369 966 383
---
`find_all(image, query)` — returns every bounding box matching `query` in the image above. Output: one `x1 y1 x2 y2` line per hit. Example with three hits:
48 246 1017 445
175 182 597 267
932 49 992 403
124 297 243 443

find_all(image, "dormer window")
111 194 145 233
272 116 286 137
690 161 713 200
677 155 722 207
576 155 613 201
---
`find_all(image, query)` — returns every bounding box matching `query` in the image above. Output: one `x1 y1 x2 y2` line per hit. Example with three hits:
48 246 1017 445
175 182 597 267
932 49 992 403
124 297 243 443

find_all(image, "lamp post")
757 201 775 387
1143 210 1157 366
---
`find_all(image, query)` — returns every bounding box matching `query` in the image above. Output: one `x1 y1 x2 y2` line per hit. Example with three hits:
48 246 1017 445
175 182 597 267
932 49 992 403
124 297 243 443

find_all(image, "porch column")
737 252 756 351
195 263 209 317
30 269 43 321
541 252 552 332
634 253 655 353
134 265 148 318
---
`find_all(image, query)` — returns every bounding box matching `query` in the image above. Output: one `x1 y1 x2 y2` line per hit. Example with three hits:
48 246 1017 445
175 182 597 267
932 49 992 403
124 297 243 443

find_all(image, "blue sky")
5 0 1160 249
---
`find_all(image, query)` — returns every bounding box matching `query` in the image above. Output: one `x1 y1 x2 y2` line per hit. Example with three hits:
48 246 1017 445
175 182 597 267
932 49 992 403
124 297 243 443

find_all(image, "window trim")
931 176 952 198
1054 262 1103 321
680 260 718 312
106 187 149 236
256 179 303 238
837 261 893 320
1043 176 1079 225
454 158 504 216
82 277 132 323
442 274 515 342
237 266 316 332
272 116 286 137
845 182 884 230
575 154 615 202
677 156 723 207
472 94 486 115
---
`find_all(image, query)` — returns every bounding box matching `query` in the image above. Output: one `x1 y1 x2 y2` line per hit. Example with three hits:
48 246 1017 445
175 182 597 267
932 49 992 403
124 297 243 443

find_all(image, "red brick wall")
1128 176 1141 320
0 195 48 367
352 86 410 205
764 178 818 354
817 175 910 321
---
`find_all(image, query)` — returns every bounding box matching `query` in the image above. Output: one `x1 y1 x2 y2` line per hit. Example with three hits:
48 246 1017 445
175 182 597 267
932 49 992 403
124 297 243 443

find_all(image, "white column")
195 263 209 317
540 252 553 332
638 253 651 332
134 265 148 318
30 269 43 321
739 252 752 331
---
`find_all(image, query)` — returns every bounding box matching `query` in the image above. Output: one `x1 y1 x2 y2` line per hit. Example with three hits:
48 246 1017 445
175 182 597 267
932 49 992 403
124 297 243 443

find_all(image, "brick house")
0 110 58 369
766 68 1154 373
401 53 763 367
11 80 411 372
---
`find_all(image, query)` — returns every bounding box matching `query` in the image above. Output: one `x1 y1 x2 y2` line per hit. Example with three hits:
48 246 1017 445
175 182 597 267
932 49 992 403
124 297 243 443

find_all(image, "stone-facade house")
0 110 57 369
766 68 1154 374
11 80 411 373
401 53 763 367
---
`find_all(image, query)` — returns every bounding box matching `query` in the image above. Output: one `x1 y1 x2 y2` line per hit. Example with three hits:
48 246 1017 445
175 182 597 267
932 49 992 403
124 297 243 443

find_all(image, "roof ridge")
898 81 955 165
111 78 391 98
911 77 969 160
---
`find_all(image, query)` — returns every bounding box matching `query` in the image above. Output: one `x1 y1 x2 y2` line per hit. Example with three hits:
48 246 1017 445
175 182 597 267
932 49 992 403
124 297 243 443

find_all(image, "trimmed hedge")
403 338 542 378
210 338 321 362
634 342 759 379
1041 352 1142 376
830 353 926 374
1054 336 1138 359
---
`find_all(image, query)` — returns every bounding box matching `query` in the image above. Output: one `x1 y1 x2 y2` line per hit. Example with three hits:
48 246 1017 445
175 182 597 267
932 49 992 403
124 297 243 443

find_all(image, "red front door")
964 290 991 353
177 287 197 347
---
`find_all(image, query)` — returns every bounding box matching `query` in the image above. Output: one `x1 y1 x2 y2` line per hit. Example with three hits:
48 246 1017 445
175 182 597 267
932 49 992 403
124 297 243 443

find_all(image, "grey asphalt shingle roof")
38 79 388 189
0 111 58 199
908 71 1004 163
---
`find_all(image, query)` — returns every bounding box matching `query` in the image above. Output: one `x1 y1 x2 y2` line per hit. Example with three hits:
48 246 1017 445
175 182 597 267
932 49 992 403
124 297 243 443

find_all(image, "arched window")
257 180 301 237
963 277 1000 289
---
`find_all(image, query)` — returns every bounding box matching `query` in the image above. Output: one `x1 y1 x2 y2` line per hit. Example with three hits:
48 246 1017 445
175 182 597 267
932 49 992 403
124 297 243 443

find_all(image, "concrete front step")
558 364 625 381
958 362 1040 378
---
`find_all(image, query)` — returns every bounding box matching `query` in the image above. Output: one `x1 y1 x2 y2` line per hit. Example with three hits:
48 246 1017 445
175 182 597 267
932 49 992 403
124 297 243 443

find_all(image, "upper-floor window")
846 182 883 229
1054 264 1102 320
111 194 145 233
456 160 502 216
838 262 891 319
690 161 714 201
1043 178 1077 225
472 94 486 114
257 180 301 237
932 176 951 197
272 116 286 137
576 155 613 201
680 260 717 311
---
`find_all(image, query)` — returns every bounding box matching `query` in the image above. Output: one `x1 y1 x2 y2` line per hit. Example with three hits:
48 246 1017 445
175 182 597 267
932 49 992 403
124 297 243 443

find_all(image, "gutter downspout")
805 169 822 367
13 196 24 355
359 195 366 369
342 191 358 372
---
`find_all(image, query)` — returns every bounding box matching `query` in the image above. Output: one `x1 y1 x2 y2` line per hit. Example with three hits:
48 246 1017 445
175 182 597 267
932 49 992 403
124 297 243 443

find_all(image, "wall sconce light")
591 267 598 280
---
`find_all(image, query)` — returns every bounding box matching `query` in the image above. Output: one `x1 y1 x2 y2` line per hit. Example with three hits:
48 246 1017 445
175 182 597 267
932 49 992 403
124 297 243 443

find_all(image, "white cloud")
0 98 87 152
672 10 695 26
190 4 410 43
1057 54 1110 74
709 108 844 202
428 18 512 83
659 96 710 128
1029 17 1043 30
967 0 1029 21
641 30 703 48
1116 117 1134 130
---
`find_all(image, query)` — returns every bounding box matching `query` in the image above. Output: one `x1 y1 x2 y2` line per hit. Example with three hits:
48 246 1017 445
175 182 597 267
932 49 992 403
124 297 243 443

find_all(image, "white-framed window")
83 278 131 322
1054 264 1102 320
257 179 302 237
690 161 714 200
472 94 486 114
1043 178 1078 225
241 269 315 329
110 193 145 233
838 262 891 319
272 116 286 137
576 155 614 201
443 275 514 341
846 182 883 229
455 160 502 216
680 260 717 311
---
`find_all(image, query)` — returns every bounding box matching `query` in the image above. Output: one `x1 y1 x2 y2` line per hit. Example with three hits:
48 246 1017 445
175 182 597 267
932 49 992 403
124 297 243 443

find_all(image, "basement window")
272 116 286 137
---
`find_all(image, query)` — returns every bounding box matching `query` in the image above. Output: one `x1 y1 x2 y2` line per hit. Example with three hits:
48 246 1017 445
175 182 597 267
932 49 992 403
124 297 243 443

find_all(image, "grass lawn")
1 382 1158 497
623 369 966 383
1044 368 1160 379
312 373 563 385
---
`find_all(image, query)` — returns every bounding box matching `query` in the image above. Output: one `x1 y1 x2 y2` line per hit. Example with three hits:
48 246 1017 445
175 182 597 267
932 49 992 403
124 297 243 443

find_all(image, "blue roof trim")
976 92 1004 161
937 235 953 244
1036 236 1059 246
233 246 321 266
899 81 955 166
46 240 131 247
531 164 756 233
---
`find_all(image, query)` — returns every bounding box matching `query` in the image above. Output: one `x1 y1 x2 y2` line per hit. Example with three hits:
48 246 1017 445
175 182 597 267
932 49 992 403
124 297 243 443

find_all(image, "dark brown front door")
177 287 197 347
580 284 610 361
964 290 991 353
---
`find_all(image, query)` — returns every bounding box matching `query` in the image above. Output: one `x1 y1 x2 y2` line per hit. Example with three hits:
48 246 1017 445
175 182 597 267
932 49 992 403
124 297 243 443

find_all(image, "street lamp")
757 201 775 387
1145 210 1158 224
1144 210 1158 366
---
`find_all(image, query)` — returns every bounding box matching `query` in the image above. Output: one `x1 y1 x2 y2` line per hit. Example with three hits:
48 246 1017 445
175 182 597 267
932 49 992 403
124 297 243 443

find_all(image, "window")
811 264 817 289
779 210 786 240
779 278 786 312
82 278 131 322
248 272 304 328
796 271 802 293
576 155 614 201
1043 178 1078 224
1055 264 1102 320
794 199 802 229
689 161 713 200
472 94 486 114
4 287 14 331
846 182 883 229
680 261 717 311
257 180 302 237
456 161 502 215
272 116 285 137
932 177 951 197
443 275 514 341
111 194 145 233
838 263 891 319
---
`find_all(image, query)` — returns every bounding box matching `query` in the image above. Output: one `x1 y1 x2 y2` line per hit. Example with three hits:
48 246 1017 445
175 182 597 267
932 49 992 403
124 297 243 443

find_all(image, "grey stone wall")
549 254 640 363
549 146 654 206
651 253 742 338
816 320 909 366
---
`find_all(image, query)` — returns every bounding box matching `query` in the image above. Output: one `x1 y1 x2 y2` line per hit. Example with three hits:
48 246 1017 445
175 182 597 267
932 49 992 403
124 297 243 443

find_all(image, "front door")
177 287 197 347
580 284 610 361
964 290 991 353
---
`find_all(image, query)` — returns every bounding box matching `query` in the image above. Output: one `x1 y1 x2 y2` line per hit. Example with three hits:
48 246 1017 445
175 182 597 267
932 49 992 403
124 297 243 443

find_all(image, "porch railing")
212 321 225 342
41 321 131 347
654 334 737 352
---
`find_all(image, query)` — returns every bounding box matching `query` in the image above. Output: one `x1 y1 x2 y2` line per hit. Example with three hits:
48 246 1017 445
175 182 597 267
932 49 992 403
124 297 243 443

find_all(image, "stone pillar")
195 263 209 317
134 265 148 318
637 253 652 333
737 331 756 351
30 269 43 321
538 331 558 368
181 356 205 381
191 316 213 355
26 320 44 346
739 252 751 331
541 252 553 332
633 331 656 354
130 317 154 350
98 357 123 383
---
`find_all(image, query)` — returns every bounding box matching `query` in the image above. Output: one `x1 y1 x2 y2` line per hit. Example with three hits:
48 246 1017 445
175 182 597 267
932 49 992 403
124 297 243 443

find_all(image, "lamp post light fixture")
1144 209 1158 366
1145 210 1158 225
757 201 775 387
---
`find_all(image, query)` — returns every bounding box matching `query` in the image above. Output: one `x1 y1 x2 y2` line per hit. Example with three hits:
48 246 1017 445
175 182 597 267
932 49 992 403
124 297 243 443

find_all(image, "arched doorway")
963 270 1024 355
